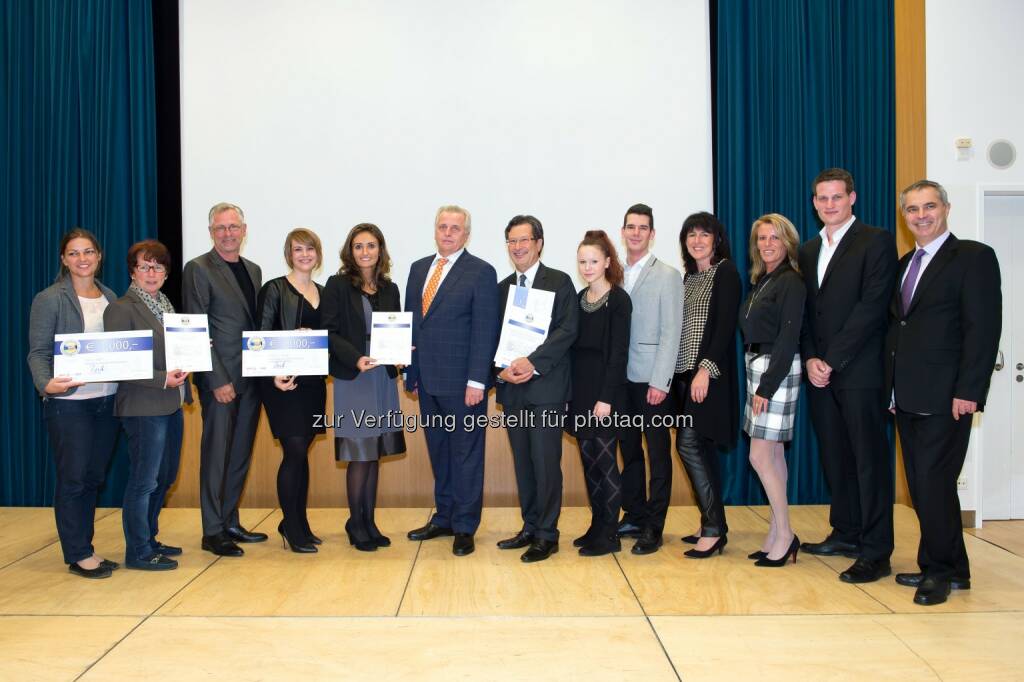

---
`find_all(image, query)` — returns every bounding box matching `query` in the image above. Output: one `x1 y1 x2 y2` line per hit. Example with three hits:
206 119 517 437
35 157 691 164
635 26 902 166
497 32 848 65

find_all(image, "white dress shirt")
422 248 465 294
817 215 856 285
623 252 653 293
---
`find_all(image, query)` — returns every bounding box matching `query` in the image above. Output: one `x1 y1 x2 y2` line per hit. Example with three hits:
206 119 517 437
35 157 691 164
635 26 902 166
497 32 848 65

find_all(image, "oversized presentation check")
369 312 413 366
53 330 154 382
163 313 212 372
494 284 555 368
241 330 328 377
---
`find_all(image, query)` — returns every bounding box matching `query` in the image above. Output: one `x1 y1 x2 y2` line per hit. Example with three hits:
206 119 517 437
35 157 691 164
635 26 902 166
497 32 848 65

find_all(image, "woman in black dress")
672 212 741 559
320 224 406 552
257 228 327 553
568 230 631 556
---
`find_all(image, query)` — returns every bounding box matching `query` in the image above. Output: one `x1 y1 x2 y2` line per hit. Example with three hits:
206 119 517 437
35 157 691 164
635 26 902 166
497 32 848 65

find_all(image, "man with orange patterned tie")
404 205 500 556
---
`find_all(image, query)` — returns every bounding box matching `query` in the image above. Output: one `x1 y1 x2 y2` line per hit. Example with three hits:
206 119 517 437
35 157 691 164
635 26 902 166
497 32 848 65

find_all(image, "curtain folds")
1 0 157 505
714 0 896 504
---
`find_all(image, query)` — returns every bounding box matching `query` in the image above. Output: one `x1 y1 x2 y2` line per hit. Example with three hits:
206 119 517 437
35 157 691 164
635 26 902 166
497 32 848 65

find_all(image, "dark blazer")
573 285 632 409
103 288 193 417
739 263 806 398
798 220 897 388
320 274 401 381
405 250 500 397
181 249 262 393
494 263 578 408
680 259 741 446
885 235 1001 414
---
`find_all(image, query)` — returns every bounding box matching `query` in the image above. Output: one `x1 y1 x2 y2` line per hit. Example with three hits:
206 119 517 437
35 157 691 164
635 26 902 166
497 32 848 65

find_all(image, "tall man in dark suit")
887 179 1001 605
798 168 898 584
405 205 500 556
182 202 265 557
494 215 578 563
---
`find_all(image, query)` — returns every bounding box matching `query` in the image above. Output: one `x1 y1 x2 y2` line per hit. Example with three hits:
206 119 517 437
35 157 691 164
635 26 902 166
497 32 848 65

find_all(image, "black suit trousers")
505 404 565 541
896 409 972 581
619 381 675 532
807 385 894 560
198 383 261 536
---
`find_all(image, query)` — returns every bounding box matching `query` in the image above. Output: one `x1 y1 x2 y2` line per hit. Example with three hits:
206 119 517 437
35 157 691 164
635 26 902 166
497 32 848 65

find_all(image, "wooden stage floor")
1 504 1022 681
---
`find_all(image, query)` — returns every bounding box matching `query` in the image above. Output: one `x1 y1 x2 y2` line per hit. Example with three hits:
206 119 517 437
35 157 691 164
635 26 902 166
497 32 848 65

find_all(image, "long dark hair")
578 230 624 287
57 227 103 281
679 212 731 275
339 223 392 289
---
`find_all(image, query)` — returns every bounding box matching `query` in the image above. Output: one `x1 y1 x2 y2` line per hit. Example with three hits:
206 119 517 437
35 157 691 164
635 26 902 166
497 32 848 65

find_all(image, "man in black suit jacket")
494 215 578 563
404 205 500 557
182 202 265 556
887 179 1001 605
798 168 898 584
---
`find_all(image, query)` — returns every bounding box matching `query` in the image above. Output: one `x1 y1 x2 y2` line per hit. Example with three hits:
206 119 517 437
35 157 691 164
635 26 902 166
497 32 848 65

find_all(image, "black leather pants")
675 427 727 536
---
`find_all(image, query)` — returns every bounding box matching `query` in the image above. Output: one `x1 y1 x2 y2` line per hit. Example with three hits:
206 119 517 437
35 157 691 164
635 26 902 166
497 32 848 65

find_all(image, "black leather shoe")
617 519 643 539
202 533 244 557
497 530 534 550
896 572 971 590
801 536 861 558
100 558 121 571
407 523 455 541
579 535 621 557
68 562 112 579
914 577 951 605
573 526 597 548
453 533 475 556
631 527 663 555
226 526 268 543
521 539 559 563
126 554 178 571
839 558 891 583
153 542 182 557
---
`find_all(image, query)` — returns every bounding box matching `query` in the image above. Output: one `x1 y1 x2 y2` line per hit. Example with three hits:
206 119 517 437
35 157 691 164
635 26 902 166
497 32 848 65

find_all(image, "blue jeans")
121 410 184 563
43 395 119 564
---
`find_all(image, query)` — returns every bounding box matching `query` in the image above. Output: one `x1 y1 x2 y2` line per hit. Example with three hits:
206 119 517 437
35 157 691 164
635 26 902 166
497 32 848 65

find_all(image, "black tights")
278 435 314 542
346 460 382 541
578 437 622 534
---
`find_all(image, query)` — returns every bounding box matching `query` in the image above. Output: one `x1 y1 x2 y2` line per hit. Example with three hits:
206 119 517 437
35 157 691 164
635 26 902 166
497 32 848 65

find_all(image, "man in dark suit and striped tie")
404 205 500 556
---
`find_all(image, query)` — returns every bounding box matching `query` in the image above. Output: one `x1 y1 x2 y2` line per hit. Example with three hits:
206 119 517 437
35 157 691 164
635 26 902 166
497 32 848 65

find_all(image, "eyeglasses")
506 237 537 247
211 224 243 234
135 264 167 274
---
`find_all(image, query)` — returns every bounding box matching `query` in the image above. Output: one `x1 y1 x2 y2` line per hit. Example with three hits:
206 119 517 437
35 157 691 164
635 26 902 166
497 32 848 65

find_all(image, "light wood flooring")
1 505 1021 681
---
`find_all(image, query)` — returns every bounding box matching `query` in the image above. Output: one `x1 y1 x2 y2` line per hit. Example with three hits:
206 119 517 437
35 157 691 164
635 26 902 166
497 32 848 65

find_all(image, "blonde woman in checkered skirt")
739 214 807 567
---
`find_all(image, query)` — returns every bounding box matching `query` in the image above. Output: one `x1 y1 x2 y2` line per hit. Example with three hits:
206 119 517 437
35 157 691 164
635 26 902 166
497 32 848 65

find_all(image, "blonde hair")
434 204 472 234
283 227 323 272
748 213 801 283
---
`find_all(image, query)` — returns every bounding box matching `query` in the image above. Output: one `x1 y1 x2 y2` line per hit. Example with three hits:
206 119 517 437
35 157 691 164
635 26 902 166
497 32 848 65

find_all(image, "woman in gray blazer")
104 240 192 571
27 228 120 579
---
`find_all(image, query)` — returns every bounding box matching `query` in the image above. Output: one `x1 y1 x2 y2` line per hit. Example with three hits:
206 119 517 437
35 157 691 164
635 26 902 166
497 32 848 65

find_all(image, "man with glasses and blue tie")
183 202 265 557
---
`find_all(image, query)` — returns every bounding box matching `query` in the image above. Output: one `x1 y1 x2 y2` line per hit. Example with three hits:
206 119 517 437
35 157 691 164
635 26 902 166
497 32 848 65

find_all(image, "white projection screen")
181 0 713 289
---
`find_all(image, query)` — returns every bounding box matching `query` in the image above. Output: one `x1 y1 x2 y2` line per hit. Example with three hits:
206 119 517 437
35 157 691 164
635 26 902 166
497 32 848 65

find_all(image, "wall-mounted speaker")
987 139 1016 170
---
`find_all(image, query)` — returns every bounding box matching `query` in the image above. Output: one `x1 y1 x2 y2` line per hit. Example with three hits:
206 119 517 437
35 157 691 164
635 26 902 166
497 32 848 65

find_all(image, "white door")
981 191 1024 520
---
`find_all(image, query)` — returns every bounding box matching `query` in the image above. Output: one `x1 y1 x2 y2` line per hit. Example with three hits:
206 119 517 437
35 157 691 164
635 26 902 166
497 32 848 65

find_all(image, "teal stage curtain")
714 0 896 504
1 1 157 505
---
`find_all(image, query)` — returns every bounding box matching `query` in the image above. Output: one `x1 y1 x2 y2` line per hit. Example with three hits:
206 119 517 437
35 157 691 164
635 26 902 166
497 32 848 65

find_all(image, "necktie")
422 257 448 316
900 249 926 314
519 273 527 288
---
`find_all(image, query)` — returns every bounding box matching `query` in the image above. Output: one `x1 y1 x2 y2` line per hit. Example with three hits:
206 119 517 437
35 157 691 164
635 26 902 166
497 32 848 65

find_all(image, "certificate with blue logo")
241 330 329 377
494 284 554 368
53 330 154 382
369 312 413 366
164 313 213 373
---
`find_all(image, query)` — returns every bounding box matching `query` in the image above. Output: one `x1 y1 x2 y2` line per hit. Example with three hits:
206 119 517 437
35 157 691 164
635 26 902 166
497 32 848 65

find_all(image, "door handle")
994 350 1004 371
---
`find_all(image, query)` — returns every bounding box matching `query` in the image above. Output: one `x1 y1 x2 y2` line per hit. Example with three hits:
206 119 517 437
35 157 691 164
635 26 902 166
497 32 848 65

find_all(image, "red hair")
578 230 624 287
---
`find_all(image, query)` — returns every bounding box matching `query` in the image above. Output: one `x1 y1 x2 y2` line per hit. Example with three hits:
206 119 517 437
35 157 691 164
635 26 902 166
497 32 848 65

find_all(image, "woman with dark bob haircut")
672 212 741 558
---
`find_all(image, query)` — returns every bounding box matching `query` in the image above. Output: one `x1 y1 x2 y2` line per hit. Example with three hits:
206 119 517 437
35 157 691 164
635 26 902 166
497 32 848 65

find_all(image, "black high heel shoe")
366 522 391 548
681 534 700 545
747 550 768 560
754 535 799 567
684 535 727 558
345 519 378 552
278 522 317 553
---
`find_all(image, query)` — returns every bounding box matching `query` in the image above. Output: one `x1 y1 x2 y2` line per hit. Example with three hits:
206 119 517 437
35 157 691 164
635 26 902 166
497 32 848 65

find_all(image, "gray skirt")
332 366 406 462
742 352 801 442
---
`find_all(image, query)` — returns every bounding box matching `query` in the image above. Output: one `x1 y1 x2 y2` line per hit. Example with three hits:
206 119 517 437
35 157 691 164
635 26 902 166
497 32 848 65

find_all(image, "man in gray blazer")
182 202 264 556
618 203 684 554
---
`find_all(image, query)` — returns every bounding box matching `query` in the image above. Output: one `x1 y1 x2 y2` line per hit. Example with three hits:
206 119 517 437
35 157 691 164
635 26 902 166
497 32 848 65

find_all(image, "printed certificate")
163 313 213 372
53 330 154 382
494 284 554 368
369 312 413 366
241 329 328 377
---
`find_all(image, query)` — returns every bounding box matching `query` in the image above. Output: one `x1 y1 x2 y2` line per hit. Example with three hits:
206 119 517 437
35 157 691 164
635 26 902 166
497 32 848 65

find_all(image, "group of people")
28 169 1001 607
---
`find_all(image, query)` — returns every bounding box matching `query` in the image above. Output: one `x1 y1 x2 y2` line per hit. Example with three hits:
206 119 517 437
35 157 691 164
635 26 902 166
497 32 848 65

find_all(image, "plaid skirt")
743 352 801 442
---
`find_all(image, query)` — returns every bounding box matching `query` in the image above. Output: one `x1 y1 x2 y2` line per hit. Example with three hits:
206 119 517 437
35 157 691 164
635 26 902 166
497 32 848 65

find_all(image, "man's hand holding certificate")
164 313 213 373
53 330 154 382
494 284 555 375
241 330 328 377
369 312 413 366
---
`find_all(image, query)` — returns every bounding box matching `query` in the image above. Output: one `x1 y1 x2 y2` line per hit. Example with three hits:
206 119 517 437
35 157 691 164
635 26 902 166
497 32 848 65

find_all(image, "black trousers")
676 427 727 537
198 383 261 537
896 409 973 581
619 381 675 533
806 385 894 561
505 405 564 542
